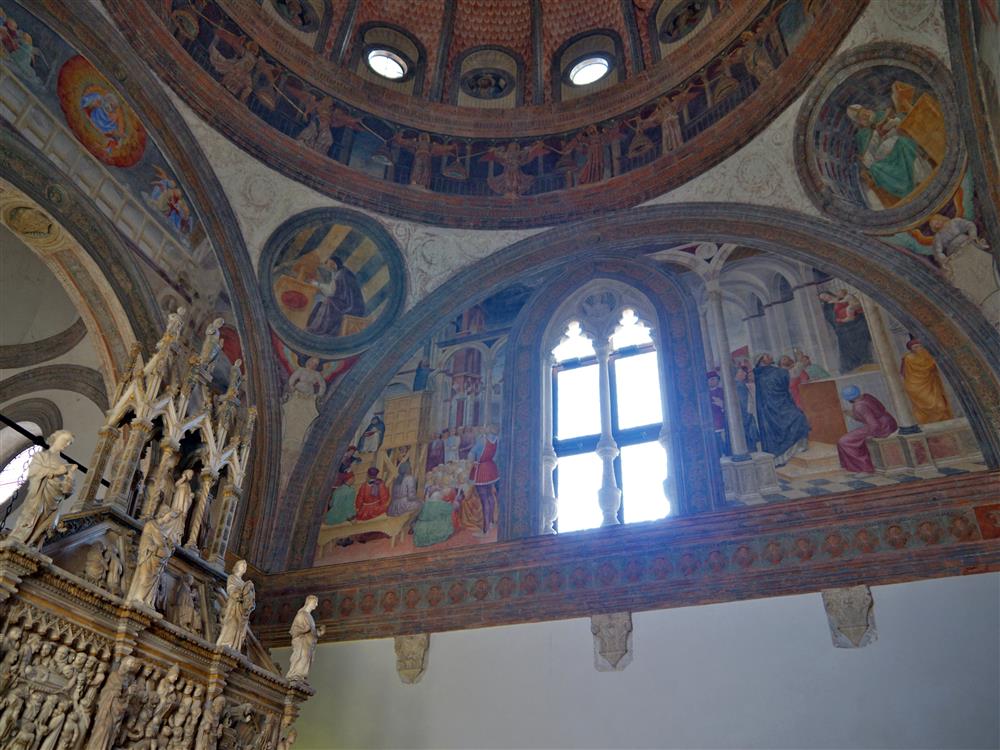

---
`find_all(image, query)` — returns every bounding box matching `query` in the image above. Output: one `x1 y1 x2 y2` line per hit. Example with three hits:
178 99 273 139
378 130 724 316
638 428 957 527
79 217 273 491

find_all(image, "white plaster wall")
280 573 1000 750
0 226 79 345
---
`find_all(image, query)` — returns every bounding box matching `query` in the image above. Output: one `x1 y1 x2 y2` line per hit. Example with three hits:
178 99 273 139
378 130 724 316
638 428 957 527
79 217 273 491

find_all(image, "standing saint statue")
126 506 181 609
285 595 325 684
163 469 194 540
216 559 255 652
7 430 76 549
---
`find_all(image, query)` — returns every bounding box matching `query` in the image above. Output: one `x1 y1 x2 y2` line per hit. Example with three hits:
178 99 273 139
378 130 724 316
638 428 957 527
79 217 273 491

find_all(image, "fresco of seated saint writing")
313 285 532 565
811 66 944 212
260 209 404 355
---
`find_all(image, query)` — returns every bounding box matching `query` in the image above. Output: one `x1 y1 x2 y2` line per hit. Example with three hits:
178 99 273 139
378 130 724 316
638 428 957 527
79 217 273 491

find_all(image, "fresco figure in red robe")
836 386 898 473
354 467 390 520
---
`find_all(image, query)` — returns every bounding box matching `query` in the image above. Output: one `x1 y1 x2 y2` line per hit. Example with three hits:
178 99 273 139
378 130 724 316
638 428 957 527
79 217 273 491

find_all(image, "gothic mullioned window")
542 286 671 534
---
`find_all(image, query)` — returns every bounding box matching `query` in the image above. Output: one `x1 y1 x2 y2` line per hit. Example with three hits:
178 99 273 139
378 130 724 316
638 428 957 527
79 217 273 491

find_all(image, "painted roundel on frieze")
259 209 405 356
795 44 966 233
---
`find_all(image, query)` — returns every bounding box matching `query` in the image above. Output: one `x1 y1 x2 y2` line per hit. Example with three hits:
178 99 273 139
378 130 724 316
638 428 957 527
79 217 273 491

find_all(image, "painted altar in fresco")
313 285 529 565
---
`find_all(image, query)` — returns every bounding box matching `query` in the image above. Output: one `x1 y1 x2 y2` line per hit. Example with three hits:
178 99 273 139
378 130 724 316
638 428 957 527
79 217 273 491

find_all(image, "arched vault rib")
273 203 1000 572
26 0 283 561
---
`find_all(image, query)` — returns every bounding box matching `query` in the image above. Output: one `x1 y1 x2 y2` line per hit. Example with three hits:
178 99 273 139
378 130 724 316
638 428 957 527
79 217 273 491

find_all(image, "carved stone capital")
394 633 430 684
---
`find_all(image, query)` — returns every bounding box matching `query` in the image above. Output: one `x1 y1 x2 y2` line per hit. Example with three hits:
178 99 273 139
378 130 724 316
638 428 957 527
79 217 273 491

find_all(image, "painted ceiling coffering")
103 0 865 227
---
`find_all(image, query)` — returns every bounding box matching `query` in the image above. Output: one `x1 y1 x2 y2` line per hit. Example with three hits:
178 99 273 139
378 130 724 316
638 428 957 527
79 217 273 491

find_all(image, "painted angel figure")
560 125 623 185
208 28 259 103
291 91 361 155
484 140 546 197
393 132 456 189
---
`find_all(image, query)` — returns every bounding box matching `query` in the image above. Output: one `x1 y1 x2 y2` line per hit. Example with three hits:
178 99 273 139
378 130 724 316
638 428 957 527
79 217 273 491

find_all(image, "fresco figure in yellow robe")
900 340 952 424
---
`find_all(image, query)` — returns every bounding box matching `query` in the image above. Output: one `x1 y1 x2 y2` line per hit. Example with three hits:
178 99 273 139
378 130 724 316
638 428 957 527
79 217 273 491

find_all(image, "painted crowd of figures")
709 335 952 475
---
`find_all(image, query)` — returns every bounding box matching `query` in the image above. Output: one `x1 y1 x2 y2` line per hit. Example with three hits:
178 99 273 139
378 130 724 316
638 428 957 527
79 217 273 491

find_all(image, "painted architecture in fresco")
689 250 983 500
313 285 530 564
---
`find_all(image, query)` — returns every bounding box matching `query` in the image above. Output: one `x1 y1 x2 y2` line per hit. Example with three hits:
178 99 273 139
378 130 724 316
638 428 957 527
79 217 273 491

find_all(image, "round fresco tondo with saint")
259 208 405 355
57 55 147 168
795 44 965 232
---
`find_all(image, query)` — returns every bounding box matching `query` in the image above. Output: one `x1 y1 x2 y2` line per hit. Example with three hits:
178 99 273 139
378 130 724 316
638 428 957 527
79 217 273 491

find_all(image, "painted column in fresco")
707 287 750 459
859 295 920 434
594 340 622 526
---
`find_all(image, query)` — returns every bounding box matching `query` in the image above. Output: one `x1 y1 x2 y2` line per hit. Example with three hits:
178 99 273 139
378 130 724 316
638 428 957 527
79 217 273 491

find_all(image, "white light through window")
552 320 595 362
615 350 662 430
367 49 407 80
611 308 652 349
569 57 610 86
0 444 41 505
620 441 669 523
556 365 601 439
554 451 604 532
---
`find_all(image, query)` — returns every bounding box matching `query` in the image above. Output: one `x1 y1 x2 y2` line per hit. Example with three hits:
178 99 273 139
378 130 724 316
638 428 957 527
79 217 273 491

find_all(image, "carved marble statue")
200 317 226 367
126 509 181 609
216 560 255 652
171 572 201 632
105 543 124 595
285 595 325 685
83 541 108 584
164 469 195 540
6 430 76 549
85 656 140 750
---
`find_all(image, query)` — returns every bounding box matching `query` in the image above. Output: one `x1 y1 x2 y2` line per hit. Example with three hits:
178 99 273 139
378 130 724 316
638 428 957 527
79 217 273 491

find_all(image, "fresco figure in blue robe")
735 366 759 452
753 353 810 465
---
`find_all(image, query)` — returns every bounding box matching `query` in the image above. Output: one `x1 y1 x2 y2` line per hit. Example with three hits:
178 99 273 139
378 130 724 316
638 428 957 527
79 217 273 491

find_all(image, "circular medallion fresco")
460 68 515 100
795 44 965 233
57 55 147 168
260 209 405 355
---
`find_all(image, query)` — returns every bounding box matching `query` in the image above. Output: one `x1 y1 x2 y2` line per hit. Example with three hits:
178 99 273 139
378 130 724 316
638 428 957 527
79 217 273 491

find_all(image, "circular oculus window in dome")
366 48 409 80
568 56 611 86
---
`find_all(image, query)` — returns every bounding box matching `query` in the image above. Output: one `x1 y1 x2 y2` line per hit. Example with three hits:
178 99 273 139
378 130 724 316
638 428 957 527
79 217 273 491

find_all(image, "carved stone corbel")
591 611 633 671
394 633 429 684
821 585 877 648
